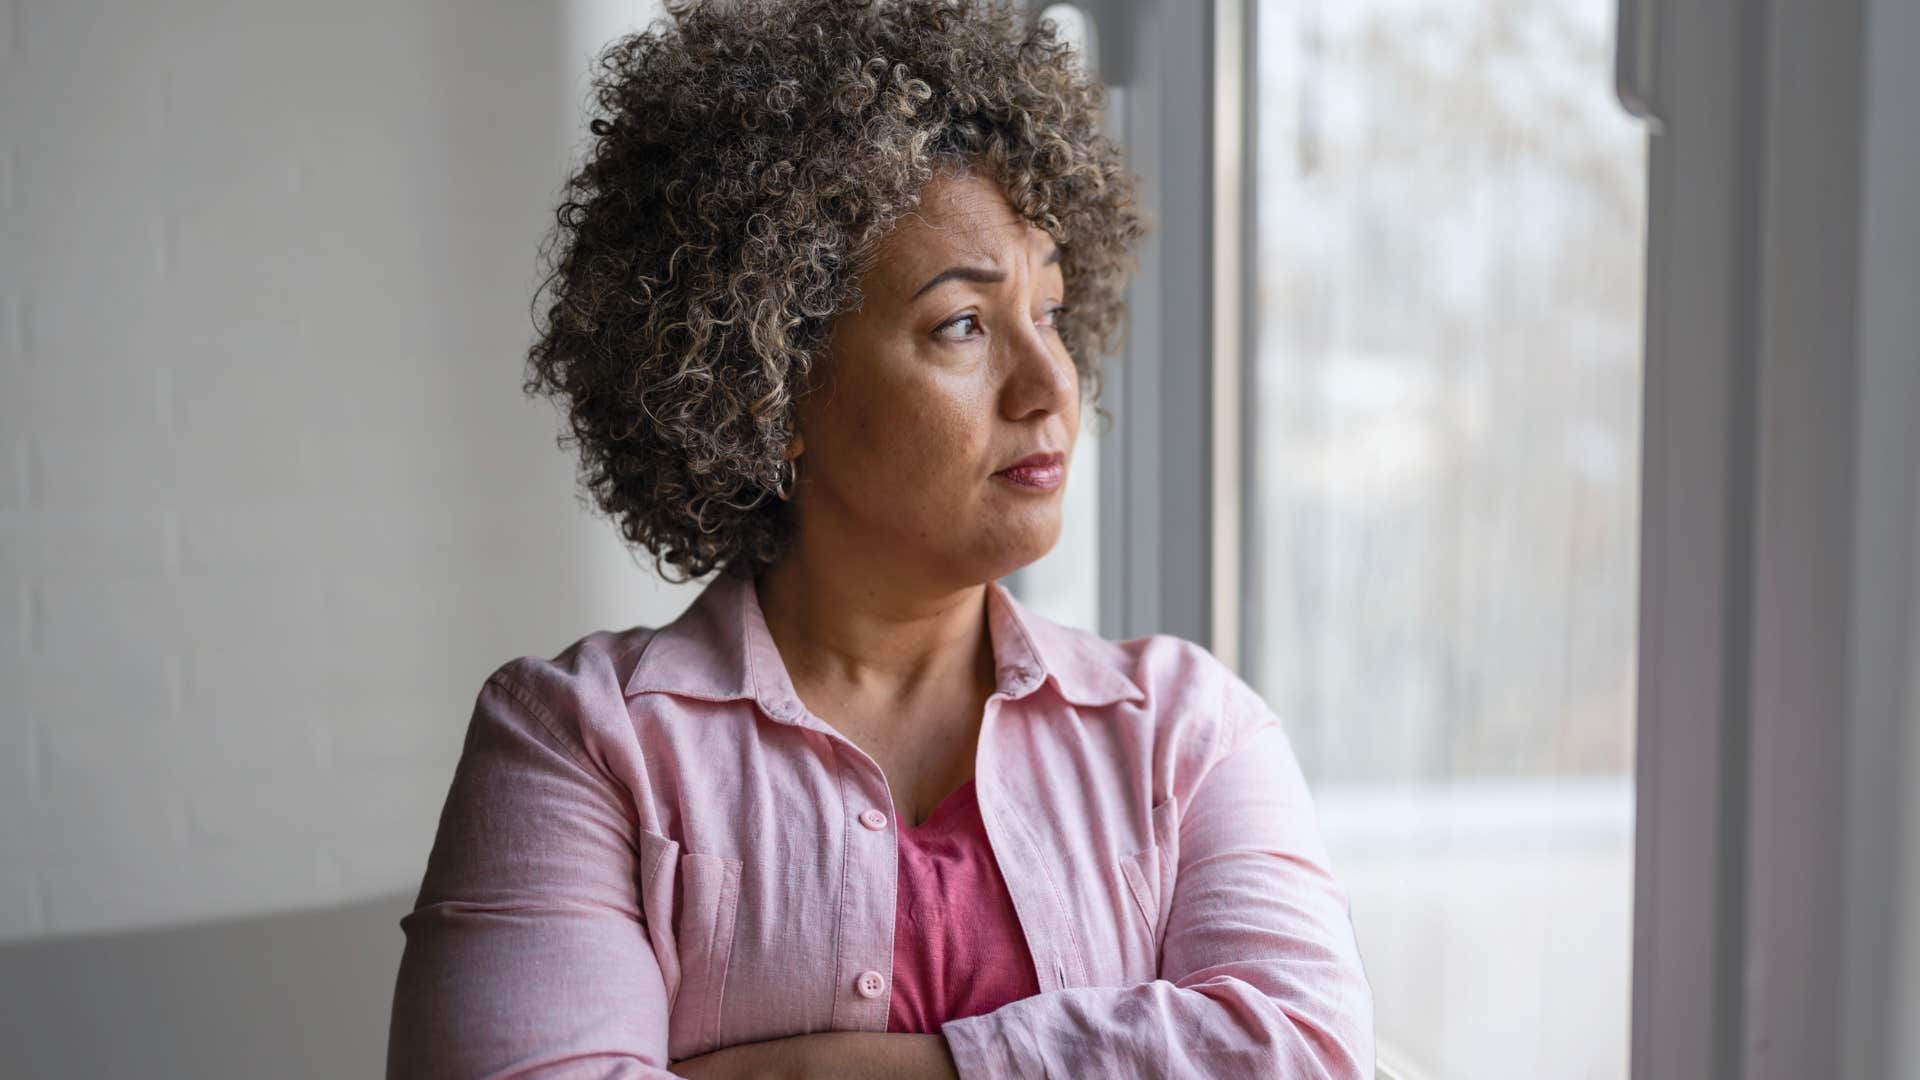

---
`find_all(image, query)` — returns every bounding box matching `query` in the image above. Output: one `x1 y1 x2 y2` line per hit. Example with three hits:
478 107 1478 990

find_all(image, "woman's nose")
1003 322 1076 417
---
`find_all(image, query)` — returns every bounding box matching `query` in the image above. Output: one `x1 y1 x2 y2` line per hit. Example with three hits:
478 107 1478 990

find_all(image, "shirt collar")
622 570 1145 720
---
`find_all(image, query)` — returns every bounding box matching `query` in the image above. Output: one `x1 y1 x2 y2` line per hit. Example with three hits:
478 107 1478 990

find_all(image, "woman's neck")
752 556 997 716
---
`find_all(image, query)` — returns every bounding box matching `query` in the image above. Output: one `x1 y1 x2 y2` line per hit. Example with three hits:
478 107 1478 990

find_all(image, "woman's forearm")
786 1031 959 1080
672 1030 959 1080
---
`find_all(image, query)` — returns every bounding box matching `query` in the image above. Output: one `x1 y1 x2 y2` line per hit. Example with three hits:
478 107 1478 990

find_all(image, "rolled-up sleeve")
386 666 680 1079
940 679 1375 1079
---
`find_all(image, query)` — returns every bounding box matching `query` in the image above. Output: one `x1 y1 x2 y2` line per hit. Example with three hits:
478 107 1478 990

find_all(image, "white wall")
0 0 681 944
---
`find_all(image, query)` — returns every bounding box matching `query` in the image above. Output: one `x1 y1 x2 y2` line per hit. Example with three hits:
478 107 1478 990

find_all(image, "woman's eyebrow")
909 242 1063 301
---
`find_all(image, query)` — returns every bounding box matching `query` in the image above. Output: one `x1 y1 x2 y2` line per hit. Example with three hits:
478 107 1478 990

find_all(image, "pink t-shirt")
886 776 1042 1034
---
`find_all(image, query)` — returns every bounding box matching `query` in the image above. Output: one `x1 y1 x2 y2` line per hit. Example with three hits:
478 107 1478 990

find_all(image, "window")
1019 0 1917 1074
1240 0 1647 1074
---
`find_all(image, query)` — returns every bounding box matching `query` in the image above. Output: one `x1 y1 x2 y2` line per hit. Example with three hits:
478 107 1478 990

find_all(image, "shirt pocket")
636 828 743 1060
1117 795 1178 961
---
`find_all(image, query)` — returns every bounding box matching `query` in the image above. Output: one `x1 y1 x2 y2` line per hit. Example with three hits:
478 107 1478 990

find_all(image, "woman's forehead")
913 174 1033 240
880 178 1058 271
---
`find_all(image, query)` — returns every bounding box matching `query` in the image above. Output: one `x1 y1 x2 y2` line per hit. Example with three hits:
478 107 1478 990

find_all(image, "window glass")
1244 0 1648 1074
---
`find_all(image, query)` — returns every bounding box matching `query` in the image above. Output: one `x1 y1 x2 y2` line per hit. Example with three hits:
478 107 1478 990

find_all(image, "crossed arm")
670 1031 957 1079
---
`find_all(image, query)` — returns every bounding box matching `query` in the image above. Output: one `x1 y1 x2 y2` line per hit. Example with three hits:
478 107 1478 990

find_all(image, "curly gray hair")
523 0 1147 582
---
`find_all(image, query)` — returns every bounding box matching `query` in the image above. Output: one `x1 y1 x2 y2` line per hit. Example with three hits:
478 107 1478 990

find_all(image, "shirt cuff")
940 1012 1019 1078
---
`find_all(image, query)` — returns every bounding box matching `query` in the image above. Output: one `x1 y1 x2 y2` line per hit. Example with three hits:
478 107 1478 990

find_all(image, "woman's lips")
993 461 1065 491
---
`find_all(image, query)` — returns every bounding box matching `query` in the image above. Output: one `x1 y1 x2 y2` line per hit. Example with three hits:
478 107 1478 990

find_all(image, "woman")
386 1 1374 1076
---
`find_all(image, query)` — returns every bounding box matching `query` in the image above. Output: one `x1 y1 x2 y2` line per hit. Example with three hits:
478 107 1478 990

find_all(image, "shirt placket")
974 678 1084 996
827 733 900 1031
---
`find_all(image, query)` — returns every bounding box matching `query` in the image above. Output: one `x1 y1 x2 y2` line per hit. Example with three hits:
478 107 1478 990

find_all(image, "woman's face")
787 168 1080 587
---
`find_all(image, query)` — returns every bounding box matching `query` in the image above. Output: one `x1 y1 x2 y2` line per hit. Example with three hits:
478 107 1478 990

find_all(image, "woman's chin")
980 526 1065 578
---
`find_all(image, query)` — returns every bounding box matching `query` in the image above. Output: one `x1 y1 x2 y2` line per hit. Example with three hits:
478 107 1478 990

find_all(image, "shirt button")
859 808 888 830
855 970 886 998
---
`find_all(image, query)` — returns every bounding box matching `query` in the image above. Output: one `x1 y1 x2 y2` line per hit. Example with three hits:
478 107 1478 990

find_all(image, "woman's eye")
934 306 1067 342
934 313 982 341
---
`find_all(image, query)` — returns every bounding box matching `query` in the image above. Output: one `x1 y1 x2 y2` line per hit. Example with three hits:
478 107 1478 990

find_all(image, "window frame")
1035 0 1219 650
1630 0 1915 1076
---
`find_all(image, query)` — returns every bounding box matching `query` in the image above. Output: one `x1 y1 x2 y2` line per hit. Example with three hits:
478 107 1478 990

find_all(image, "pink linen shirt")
386 569 1374 1078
